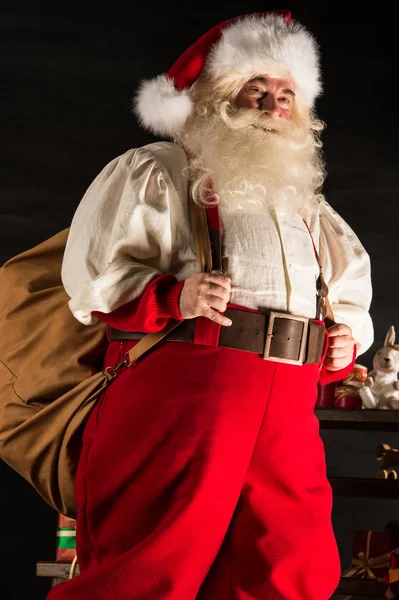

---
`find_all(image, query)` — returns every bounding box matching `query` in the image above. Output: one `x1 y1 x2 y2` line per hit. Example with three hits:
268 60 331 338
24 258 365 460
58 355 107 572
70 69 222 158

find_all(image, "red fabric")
93 274 184 333
319 344 357 386
194 316 221 346
47 314 340 600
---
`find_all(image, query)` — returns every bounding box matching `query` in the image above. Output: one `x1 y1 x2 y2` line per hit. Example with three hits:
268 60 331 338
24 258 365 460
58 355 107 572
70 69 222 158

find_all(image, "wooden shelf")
37 560 80 579
330 477 399 498
334 577 388 597
315 408 399 431
37 562 391 598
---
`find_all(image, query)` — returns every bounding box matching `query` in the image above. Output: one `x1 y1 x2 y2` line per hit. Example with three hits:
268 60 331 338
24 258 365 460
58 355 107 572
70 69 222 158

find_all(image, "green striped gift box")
56 515 76 562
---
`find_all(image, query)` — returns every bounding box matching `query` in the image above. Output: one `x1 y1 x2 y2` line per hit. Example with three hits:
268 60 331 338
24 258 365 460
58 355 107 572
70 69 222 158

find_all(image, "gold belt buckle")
263 312 309 365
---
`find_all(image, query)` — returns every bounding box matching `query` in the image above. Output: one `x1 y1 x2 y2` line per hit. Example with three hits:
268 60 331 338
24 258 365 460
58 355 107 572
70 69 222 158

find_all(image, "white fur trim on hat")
133 14 321 136
207 14 321 108
133 75 193 136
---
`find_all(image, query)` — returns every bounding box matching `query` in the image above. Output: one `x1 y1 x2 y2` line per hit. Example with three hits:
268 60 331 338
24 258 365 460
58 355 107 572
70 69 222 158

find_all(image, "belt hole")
256 331 260 335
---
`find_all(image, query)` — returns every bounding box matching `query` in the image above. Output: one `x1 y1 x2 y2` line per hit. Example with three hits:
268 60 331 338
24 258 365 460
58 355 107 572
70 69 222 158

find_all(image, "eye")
279 96 291 104
250 86 264 94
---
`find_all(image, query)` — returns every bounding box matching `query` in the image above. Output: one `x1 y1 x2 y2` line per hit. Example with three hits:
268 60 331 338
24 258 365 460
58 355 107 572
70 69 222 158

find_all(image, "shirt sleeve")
61 147 177 325
318 200 374 356
93 274 185 333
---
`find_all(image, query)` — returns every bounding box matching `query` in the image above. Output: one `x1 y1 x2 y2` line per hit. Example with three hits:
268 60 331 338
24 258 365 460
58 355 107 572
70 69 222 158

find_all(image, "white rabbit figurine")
359 326 399 409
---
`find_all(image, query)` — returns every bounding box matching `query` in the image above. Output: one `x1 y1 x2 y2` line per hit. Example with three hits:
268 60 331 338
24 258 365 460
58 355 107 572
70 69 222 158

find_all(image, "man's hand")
324 323 355 371
179 271 232 326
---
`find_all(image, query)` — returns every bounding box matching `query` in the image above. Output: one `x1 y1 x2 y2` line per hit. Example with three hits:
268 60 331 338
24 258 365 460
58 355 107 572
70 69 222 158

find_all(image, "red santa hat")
134 10 321 137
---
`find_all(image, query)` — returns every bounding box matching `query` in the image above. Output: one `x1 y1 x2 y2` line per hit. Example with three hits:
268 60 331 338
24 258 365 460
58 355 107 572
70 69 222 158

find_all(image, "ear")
384 325 396 347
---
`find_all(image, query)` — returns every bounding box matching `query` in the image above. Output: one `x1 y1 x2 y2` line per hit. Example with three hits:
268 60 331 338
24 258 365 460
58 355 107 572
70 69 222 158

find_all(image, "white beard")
179 101 324 215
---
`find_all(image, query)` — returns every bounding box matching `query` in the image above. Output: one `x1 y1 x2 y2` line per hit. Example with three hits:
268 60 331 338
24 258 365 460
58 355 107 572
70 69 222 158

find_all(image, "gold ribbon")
334 386 360 403
343 531 391 580
344 371 366 383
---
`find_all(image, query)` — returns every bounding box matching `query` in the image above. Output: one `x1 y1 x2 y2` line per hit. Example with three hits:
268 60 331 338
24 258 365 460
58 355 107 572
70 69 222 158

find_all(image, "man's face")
180 73 322 212
235 75 296 122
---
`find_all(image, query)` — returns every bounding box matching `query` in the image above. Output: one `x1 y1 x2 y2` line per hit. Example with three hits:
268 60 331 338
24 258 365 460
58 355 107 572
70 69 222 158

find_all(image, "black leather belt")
108 308 326 366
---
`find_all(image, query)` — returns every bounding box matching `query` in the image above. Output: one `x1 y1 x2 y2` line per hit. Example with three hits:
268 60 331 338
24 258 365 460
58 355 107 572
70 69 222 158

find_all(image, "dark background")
1 2 398 599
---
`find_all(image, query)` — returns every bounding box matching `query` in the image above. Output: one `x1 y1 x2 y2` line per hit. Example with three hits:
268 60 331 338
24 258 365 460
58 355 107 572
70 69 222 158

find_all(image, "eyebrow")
249 77 296 97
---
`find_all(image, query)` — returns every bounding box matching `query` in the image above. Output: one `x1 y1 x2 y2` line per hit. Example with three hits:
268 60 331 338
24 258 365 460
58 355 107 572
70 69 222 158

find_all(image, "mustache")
219 101 298 137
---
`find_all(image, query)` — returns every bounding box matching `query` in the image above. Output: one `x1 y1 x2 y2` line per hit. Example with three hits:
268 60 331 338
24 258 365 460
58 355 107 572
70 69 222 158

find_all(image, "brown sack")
0 203 213 519
0 229 108 518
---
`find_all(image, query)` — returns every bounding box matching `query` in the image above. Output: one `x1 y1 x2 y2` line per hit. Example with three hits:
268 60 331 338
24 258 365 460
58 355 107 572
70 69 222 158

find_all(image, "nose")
259 94 280 118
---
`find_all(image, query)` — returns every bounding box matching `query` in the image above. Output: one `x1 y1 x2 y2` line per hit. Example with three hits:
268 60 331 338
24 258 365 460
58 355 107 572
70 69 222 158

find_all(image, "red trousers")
47 319 340 600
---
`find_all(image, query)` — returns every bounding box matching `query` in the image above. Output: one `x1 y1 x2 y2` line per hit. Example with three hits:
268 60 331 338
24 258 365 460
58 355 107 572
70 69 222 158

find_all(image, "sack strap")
105 194 214 376
188 197 214 273
104 319 182 379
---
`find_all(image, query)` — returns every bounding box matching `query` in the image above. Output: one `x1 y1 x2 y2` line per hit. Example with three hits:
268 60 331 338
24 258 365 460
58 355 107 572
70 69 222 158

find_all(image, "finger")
205 294 227 313
202 306 232 327
205 273 231 292
326 347 352 359
328 335 353 348
327 323 352 337
206 283 231 303
198 280 230 302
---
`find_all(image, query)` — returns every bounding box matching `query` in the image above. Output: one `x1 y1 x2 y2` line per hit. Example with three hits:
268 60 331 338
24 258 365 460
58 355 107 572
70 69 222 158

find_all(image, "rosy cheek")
281 106 292 120
236 93 255 108
245 97 258 108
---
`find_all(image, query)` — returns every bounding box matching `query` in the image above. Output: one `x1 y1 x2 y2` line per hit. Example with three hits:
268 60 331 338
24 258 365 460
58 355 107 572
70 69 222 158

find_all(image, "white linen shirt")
61 141 374 355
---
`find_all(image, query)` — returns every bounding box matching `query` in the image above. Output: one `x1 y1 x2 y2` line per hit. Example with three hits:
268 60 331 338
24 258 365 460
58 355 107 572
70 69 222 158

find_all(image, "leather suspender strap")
302 219 335 325
188 181 223 274
205 202 223 273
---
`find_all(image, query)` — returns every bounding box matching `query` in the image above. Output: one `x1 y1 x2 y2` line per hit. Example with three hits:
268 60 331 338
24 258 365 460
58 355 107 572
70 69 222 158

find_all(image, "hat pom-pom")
133 74 193 137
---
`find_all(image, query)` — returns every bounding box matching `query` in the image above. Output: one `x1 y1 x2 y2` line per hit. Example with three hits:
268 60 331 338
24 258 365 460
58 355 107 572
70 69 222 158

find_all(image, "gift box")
334 384 362 408
342 530 396 581
343 363 368 388
316 381 337 408
334 364 368 408
56 513 76 562
383 550 399 597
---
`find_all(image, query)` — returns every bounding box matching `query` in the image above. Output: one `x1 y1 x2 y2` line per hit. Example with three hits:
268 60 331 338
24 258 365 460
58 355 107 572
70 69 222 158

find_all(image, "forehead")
242 74 295 92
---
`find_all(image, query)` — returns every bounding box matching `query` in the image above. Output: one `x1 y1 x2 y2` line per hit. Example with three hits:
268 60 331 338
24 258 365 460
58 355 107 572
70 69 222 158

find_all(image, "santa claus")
50 10 373 600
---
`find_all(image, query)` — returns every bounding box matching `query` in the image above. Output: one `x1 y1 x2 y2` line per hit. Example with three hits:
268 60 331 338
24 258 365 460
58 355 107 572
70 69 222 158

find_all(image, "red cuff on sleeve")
319 344 357 385
93 274 185 333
